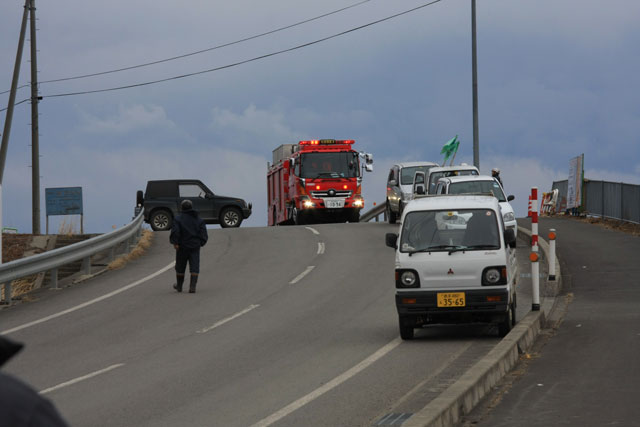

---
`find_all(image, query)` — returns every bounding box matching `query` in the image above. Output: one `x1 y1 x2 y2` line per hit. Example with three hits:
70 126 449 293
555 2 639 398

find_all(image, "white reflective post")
0 184 3 264
549 229 557 281
531 252 540 311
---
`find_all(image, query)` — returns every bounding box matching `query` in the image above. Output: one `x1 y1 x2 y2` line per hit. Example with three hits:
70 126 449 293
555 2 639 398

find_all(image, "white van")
385 195 518 340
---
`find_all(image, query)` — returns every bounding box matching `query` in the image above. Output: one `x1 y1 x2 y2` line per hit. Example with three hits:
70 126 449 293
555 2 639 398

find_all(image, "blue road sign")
45 187 83 216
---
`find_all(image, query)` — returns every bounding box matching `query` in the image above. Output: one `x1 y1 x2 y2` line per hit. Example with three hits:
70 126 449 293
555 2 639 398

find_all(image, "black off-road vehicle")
137 179 252 231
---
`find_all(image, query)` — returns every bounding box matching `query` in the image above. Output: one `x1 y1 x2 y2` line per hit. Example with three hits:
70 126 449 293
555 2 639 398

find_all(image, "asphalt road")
2 222 533 427
463 217 640 427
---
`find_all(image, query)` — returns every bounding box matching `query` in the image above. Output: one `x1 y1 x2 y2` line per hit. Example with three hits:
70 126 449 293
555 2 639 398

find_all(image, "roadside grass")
108 230 154 270
574 215 640 236
0 276 38 301
58 217 80 235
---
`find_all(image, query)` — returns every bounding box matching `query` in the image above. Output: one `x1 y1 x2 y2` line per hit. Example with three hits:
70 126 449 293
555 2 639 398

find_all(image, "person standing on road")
170 199 208 293
491 168 503 188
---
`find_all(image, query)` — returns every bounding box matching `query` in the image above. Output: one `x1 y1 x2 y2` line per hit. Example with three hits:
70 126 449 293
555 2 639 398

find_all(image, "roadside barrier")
1 211 144 305
360 203 385 222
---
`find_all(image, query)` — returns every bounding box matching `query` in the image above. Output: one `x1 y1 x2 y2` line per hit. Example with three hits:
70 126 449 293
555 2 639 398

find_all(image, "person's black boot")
173 274 185 292
189 275 198 293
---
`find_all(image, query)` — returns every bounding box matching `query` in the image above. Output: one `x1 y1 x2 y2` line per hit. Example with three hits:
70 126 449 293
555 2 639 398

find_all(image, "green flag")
440 136 460 163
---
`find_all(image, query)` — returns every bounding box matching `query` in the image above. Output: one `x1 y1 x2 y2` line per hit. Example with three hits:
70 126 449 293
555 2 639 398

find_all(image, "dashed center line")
304 226 320 235
317 242 325 255
289 266 315 284
40 363 125 395
196 304 260 334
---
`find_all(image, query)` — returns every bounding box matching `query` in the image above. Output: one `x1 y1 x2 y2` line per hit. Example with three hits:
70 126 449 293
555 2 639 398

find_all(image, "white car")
385 195 518 339
434 175 517 237
386 161 439 223
426 164 480 195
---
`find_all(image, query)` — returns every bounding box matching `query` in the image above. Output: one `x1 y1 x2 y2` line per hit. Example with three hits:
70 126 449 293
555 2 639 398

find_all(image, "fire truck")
267 139 373 225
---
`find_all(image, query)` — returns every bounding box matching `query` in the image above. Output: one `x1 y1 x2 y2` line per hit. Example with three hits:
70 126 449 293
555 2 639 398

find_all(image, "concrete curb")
403 226 563 427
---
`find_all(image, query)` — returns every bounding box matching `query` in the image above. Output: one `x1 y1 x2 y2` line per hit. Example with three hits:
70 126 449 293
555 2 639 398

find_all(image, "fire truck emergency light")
299 139 355 145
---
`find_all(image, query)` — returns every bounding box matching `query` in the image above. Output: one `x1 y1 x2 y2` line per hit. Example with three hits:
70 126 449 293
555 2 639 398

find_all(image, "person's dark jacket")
0 336 69 426
170 209 208 249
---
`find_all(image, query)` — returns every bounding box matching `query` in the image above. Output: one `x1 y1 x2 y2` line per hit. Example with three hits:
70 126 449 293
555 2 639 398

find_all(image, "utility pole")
29 0 41 234
0 0 31 262
471 0 480 169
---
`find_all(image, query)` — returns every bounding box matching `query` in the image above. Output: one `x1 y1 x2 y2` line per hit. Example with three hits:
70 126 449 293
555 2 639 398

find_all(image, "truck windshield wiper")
315 172 342 178
407 245 466 256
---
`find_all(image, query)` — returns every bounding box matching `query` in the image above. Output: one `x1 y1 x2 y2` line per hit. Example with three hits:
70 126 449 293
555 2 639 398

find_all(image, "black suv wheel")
220 207 242 228
150 209 172 231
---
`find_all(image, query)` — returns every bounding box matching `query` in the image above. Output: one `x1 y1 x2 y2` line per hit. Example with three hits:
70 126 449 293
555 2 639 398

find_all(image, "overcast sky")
1 0 639 233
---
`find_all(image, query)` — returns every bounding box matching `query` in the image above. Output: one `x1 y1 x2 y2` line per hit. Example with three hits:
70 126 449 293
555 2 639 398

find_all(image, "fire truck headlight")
303 200 315 209
353 199 364 208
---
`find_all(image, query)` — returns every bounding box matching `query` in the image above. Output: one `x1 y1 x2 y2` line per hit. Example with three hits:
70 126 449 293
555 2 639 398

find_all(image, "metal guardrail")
360 203 386 222
1 211 144 304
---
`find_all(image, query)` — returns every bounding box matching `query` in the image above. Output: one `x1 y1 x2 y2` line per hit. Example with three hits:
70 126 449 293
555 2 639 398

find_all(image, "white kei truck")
385 195 518 340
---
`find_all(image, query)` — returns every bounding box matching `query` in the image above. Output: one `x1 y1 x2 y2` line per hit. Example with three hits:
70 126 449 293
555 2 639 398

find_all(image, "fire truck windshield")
299 152 360 179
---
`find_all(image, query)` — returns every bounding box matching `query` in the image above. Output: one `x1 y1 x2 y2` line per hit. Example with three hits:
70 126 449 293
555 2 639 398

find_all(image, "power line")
45 0 443 99
0 98 30 113
0 83 29 97
0 0 371 96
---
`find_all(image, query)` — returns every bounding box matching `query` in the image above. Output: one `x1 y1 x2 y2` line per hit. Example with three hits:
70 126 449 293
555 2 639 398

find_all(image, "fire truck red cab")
267 139 373 225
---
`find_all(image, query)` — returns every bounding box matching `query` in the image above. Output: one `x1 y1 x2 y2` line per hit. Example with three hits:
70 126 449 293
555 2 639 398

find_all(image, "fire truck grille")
311 190 352 198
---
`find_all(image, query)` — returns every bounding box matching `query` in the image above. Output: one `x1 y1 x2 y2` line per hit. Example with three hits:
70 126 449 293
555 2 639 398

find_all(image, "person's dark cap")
0 336 24 367
181 199 193 211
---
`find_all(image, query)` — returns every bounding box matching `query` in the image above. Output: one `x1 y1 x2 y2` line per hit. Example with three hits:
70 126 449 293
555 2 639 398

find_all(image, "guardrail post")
82 256 91 275
50 268 58 289
109 246 116 263
2 282 12 304
548 229 557 281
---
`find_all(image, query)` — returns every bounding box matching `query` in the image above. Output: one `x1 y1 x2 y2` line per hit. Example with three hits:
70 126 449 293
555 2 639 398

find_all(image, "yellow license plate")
437 292 466 307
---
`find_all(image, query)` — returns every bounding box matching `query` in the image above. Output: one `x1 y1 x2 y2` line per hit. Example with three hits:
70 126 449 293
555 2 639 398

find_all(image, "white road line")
2 262 176 335
196 304 260 334
251 338 402 427
289 266 315 284
304 226 319 235
39 363 125 395
317 242 325 255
